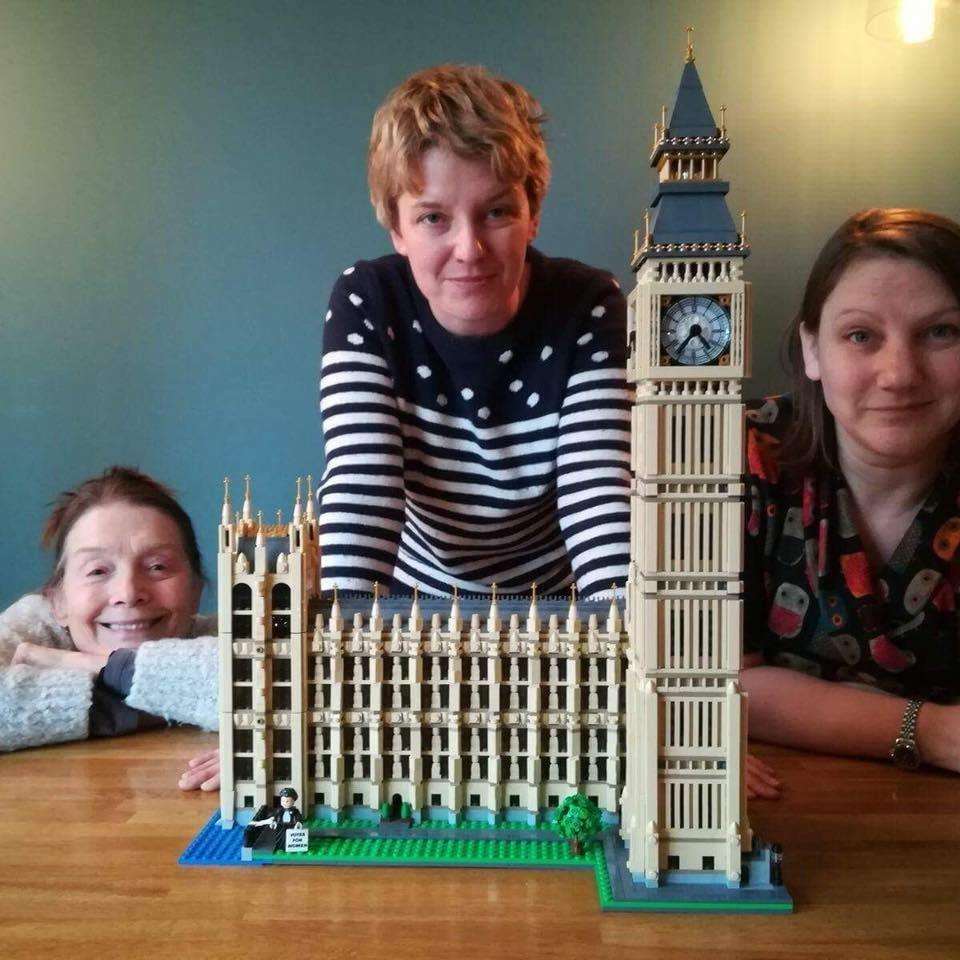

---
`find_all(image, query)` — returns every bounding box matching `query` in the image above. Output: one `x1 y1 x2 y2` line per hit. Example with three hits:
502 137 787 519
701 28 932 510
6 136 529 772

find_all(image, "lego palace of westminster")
196 38 791 910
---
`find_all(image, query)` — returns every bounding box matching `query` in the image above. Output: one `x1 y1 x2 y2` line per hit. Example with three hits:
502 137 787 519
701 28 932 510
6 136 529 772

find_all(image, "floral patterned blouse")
744 395 960 702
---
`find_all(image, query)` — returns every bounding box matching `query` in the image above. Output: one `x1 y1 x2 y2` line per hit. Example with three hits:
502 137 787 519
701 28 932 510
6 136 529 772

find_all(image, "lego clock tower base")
181 36 792 913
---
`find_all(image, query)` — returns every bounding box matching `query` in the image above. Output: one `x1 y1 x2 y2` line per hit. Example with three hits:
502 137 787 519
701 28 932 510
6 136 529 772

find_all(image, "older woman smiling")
1 467 217 752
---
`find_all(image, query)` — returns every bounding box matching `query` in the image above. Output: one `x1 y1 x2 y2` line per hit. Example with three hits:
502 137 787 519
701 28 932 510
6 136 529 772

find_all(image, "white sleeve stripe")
323 411 400 433
321 370 394 388
556 485 629 509
561 387 631 408
566 366 628 388
321 391 399 412
323 432 403 454
322 349 389 370
562 521 630 551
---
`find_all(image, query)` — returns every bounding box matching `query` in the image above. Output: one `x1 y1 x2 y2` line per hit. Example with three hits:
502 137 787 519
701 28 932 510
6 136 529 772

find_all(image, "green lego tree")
554 793 603 856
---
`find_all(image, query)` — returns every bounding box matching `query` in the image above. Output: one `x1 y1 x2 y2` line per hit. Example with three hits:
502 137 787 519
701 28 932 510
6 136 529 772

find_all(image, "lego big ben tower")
621 31 755 888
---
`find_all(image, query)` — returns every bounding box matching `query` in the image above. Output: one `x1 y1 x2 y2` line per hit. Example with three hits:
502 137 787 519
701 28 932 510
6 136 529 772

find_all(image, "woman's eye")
86 567 108 578
418 212 443 226
149 563 168 573
927 322 960 342
847 330 871 345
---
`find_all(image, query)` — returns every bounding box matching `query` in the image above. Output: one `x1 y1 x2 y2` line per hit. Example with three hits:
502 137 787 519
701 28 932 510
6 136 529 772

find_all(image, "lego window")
235 728 253 752
272 686 291 710
233 658 252 682
273 728 291 753
232 583 252 609
234 757 253 781
548 795 559 808
470 794 480 807
272 583 291 609
271 614 291 639
431 793 441 807
273 757 291 780
668 855 680 870
273 658 291 683
702 856 715 870
232 614 252 639
233 686 252 710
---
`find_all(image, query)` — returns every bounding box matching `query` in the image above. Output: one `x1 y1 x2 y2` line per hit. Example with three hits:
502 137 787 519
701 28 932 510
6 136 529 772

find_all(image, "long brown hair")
41 466 205 592
781 208 960 472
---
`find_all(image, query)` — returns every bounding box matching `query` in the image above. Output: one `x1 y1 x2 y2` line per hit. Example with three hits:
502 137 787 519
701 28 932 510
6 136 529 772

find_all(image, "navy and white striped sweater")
318 248 630 598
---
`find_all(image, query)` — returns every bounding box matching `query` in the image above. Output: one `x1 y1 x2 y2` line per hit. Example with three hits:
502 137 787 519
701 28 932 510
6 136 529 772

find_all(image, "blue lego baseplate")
179 811 793 912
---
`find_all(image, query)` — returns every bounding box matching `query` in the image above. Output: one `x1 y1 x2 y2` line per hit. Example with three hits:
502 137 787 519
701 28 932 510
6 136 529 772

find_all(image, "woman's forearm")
741 665 957 770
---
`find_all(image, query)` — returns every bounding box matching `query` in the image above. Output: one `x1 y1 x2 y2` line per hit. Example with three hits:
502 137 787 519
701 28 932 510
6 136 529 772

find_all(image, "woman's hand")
179 746 221 791
746 752 782 800
11 641 108 675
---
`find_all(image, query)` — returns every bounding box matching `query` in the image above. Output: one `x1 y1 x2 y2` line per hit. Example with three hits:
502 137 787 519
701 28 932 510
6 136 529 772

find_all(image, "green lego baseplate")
180 812 792 913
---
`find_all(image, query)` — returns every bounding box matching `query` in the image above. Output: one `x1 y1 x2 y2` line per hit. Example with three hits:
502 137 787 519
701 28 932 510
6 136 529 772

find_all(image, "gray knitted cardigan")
0 594 218 752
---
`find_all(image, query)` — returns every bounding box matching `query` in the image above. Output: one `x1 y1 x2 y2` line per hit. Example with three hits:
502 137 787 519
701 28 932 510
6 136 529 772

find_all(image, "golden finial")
222 476 230 504
633 228 641 258
531 581 537 602
244 474 251 499
257 509 263 525
740 210 747 245
685 25 695 63
644 209 651 246
570 582 578 605
491 582 498 601
413 584 419 603
275 508 282 525
373 581 380 600
720 104 727 138
295 476 302 503
660 104 667 131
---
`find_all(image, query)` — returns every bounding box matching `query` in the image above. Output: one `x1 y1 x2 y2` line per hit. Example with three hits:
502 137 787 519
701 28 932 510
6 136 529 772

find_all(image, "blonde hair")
368 64 550 230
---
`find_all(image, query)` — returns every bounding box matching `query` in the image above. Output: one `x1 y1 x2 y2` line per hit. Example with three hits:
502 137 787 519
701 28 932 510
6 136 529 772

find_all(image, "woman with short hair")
318 64 631 599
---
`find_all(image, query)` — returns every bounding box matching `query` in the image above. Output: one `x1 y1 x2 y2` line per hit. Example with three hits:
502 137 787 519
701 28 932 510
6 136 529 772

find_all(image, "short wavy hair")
368 63 550 230
781 208 960 472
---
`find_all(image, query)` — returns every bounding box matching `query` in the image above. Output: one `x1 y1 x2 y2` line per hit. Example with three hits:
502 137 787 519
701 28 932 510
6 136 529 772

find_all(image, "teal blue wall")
3 0 959 606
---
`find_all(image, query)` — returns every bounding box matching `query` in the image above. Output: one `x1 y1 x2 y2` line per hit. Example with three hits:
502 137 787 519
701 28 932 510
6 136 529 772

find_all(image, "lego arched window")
272 583 291 611
232 583 252 610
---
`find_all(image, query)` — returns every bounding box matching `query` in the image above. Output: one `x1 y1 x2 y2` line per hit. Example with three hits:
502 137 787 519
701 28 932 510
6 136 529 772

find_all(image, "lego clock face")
660 295 732 365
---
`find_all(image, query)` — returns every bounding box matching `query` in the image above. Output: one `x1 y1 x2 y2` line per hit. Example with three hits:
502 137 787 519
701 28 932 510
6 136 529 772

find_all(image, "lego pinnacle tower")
620 31 754 887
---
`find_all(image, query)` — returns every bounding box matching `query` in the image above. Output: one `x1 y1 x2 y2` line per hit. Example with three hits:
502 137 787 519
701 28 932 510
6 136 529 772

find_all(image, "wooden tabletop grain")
1 728 958 960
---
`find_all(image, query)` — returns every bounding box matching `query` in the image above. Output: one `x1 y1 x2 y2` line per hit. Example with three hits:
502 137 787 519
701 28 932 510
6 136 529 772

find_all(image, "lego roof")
650 187 739 246
668 61 718 138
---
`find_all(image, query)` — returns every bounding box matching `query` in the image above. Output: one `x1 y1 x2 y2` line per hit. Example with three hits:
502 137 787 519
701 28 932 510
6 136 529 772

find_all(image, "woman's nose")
110 569 148 605
875 339 922 390
453 223 484 261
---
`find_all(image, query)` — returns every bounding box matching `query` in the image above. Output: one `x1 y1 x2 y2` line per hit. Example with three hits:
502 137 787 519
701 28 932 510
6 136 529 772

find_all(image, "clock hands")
677 322 706 358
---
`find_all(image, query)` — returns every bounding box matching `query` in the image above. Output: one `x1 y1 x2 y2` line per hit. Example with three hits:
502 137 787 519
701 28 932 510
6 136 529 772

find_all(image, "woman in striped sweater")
319 64 631 599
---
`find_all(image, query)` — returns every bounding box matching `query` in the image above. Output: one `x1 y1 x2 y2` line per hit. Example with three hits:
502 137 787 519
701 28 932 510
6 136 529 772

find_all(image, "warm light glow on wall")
899 0 936 41
867 0 938 43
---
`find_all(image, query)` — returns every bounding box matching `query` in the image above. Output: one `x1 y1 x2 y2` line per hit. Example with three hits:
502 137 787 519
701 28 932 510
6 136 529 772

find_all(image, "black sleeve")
90 651 166 739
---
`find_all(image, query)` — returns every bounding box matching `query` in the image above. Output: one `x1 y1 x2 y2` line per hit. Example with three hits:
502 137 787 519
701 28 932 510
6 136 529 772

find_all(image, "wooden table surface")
1 728 958 960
